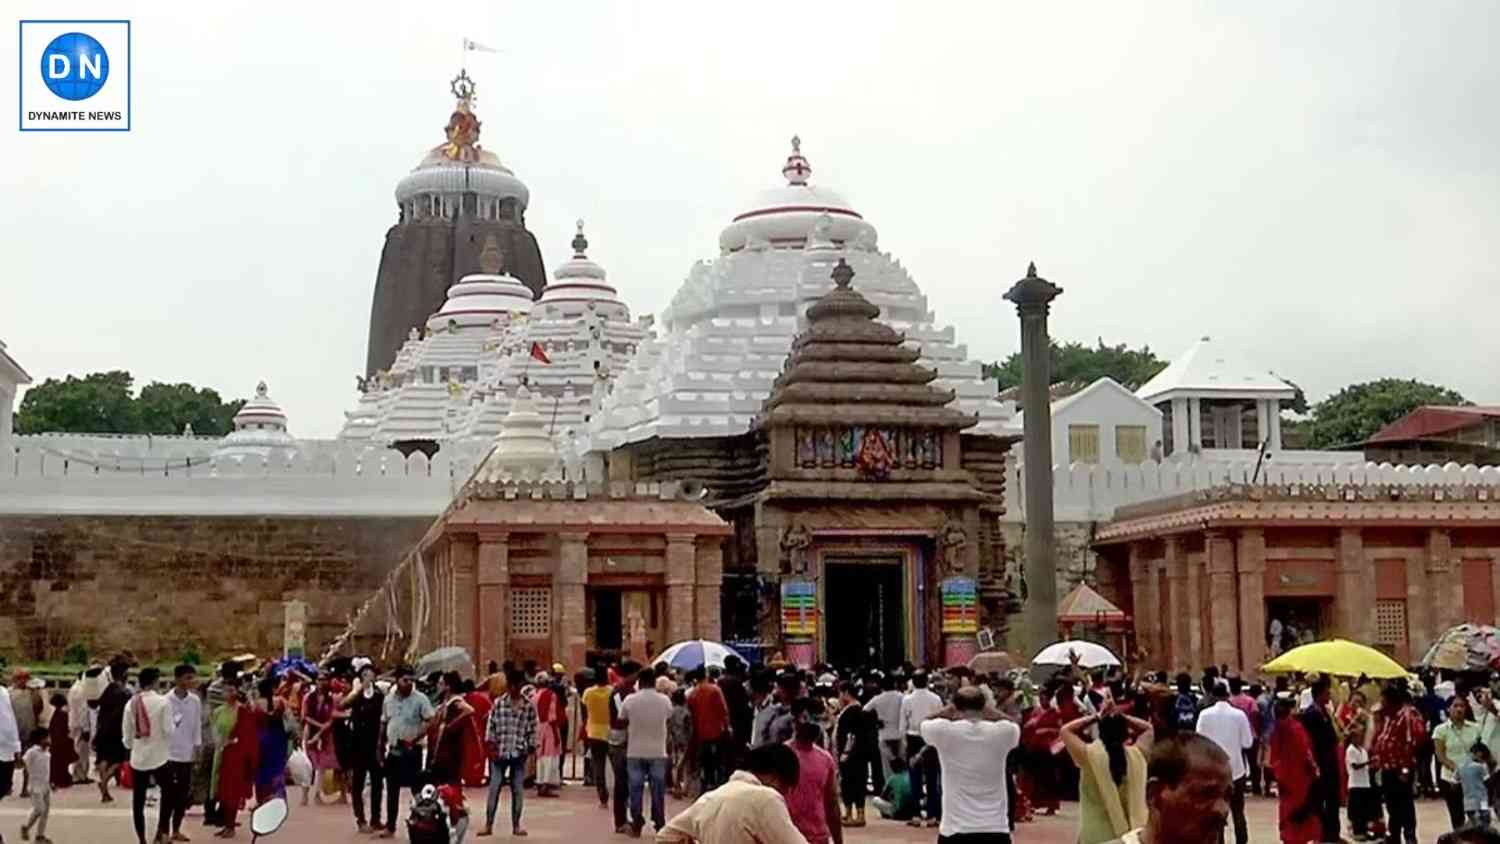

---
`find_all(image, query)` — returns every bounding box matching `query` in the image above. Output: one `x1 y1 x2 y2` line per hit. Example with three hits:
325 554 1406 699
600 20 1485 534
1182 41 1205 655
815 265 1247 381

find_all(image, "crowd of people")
6 651 1500 844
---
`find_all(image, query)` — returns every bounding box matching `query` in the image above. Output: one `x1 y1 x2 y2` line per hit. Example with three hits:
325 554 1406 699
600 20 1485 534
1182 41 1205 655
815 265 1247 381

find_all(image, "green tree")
1303 378 1468 448
136 382 244 436
14 370 137 434
983 339 1169 393
15 371 245 436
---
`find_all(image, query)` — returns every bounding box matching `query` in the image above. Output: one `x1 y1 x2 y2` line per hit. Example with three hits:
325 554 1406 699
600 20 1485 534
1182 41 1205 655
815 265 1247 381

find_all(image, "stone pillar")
1335 528 1371 643
476 533 510 671
1235 528 1267 672
1425 528 1460 648
1204 531 1238 669
1002 262 1063 656
1187 553 1206 670
695 538 724 641
665 533 698 647
1170 398 1189 457
1267 399 1283 451
1127 543 1159 667
451 535 478 673
557 532 590 671
1165 537 1190 670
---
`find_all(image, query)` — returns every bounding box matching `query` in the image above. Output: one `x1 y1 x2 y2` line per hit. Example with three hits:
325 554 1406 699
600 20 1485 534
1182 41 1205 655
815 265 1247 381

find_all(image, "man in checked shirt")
480 668 538 837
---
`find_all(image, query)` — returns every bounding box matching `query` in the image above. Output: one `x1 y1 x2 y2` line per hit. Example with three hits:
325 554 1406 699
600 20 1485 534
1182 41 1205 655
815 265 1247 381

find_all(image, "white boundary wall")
1005 451 1500 523
0 436 489 517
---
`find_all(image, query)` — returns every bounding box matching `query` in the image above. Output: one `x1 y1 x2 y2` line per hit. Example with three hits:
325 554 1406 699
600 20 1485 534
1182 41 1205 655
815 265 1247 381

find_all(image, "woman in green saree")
1062 706 1155 844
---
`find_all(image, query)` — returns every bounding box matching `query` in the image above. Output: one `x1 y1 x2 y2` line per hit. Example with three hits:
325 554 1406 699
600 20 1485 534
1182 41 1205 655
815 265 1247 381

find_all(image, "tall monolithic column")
476 532 510 671
1235 528 1267 672
665 533 698 647
557 532 591 671
1425 528 1460 651
1165 538 1190 670
451 536 478 673
1003 263 1063 655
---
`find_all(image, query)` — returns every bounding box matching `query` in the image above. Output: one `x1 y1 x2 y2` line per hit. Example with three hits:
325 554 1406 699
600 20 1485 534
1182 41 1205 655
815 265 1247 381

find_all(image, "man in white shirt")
918 686 1020 842
0 681 20 803
1195 680 1252 844
163 664 202 842
620 666 675 837
899 673 944 827
862 675 905 780
122 667 176 844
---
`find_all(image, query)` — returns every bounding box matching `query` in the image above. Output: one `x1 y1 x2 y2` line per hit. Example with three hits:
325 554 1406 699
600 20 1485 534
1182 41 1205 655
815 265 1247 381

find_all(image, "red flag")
529 341 551 364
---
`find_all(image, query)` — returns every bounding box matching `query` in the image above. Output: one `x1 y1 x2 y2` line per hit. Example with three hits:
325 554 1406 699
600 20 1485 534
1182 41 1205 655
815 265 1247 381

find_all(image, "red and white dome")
426 272 535 331
718 136 878 253
536 220 628 319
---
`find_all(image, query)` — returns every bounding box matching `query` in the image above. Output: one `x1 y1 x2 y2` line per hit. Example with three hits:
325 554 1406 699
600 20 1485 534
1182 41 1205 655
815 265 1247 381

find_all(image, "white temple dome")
476 384 562 482
393 72 531 209
718 136 877 253
536 220 628 320
426 272 535 331
212 381 300 468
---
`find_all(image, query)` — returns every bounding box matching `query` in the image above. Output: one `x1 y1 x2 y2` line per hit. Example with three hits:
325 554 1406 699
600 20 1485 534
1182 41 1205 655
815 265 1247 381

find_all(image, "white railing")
1004 457 1500 523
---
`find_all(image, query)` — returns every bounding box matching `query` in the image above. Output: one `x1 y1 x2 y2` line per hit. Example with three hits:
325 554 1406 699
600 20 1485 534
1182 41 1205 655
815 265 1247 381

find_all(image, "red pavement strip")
0 783 1459 843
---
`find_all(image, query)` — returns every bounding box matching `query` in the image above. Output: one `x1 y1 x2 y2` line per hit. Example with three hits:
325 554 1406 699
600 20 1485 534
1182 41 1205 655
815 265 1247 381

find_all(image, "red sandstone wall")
0 514 431 662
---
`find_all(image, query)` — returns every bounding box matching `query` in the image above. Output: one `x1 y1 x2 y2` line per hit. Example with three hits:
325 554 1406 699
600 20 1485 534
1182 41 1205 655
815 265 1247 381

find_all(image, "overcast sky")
5 1 1497 437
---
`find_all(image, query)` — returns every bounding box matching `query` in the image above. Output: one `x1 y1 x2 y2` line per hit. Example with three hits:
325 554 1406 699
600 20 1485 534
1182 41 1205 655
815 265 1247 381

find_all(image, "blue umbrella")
650 640 745 671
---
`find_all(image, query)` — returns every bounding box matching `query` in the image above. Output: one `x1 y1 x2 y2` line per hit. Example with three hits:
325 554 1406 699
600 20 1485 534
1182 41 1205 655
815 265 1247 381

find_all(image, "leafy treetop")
14 370 245 436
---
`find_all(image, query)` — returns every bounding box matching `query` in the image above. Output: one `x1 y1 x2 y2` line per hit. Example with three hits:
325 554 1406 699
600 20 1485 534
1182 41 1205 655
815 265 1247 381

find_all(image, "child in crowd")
20 727 52 843
872 756 916 821
1345 732 1375 840
1459 742 1495 830
666 688 694 799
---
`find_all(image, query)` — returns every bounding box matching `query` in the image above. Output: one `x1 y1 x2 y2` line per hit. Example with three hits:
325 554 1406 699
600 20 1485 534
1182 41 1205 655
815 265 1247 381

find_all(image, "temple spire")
572 219 589 257
782 134 812 185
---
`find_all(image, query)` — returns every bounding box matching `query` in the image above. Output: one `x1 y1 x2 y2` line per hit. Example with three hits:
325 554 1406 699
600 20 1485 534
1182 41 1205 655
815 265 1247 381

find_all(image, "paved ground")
0 781 1460 843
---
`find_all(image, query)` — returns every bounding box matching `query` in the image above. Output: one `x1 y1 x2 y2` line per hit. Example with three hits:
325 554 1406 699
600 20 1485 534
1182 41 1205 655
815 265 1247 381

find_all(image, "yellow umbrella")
1261 638 1407 679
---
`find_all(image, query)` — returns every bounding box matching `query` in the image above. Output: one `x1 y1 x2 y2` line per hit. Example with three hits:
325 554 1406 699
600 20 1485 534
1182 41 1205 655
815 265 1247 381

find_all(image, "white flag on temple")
464 38 499 53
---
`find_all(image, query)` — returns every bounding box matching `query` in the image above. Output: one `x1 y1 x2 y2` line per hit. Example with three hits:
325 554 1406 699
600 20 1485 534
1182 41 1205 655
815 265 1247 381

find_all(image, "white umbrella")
1032 639 1120 669
650 640 745 671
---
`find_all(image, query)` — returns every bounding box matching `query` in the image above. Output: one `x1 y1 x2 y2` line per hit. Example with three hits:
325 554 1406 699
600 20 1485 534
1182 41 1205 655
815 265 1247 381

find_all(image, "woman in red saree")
426 671 476 786
1268 697 1322 844
1019 688 1064 815
212 684 260 839
462 679 492 787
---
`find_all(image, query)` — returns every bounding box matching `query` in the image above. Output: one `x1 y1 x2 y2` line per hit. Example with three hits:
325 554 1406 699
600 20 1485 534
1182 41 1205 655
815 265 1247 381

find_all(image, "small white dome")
537 220 628 318
478 384 561 482
427 273 535 330
213 381 299 469
718 136 877 253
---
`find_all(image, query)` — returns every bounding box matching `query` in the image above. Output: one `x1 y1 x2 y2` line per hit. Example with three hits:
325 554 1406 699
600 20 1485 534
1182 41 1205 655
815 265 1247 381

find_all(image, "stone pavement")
0 781 1460 844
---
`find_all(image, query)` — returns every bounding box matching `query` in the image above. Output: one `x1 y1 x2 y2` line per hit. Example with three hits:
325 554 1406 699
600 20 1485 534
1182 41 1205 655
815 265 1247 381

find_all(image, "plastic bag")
286 748 313 787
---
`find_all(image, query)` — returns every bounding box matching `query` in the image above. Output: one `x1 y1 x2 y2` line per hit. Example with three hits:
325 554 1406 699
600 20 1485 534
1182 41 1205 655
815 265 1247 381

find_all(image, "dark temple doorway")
593 589 623 651
824 557 905 668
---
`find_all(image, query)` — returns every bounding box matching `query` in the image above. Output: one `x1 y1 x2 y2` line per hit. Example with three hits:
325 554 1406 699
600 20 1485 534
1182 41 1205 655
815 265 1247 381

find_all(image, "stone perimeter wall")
0 513 430 662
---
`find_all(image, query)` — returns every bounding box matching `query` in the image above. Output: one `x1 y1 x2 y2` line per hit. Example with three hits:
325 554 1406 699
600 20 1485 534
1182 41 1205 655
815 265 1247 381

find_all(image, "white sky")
4 1 1498 437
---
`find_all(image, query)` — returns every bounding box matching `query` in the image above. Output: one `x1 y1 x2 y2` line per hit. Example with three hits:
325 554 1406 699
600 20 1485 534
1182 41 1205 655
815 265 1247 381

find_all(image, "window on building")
1241 402 1260 449
1115 425 1148 464
1198 400 1217 449
1068 424 1101 465
511 588 552 639
1374 599 1407 646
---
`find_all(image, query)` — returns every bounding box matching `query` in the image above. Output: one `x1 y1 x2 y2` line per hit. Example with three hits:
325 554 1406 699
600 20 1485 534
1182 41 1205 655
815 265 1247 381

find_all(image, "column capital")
1003 262 1063 314
665 532 700 546
558 530 591 544
476 528 511 544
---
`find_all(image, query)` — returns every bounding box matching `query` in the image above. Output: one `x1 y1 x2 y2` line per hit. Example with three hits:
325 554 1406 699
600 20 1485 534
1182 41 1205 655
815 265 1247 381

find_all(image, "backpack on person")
1172 692 1199 731
406 786 450 844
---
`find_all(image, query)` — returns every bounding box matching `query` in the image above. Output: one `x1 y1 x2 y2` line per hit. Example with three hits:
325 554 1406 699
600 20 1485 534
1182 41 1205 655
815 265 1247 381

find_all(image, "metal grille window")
511 588 552 639
1375 599 1407 645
